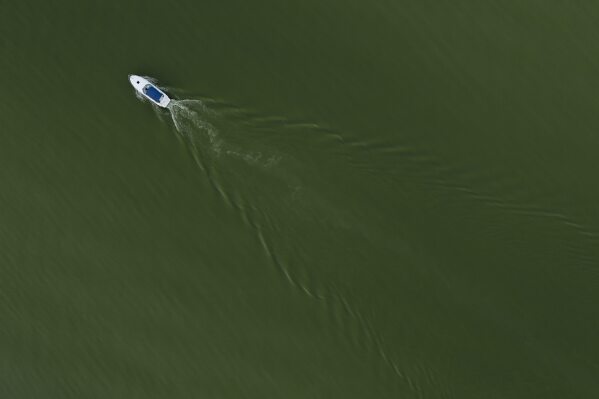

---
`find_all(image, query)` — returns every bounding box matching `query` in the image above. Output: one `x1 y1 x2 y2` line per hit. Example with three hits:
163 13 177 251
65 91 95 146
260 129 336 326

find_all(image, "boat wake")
158 93 599 399
167 99 281 169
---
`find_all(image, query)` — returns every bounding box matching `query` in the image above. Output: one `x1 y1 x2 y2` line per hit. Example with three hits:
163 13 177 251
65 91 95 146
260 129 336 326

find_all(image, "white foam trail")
167 99 280 168
169 100 222 153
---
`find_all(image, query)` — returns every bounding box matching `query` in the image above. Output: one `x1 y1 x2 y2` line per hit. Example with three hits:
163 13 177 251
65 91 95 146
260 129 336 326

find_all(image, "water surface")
2 1 599 398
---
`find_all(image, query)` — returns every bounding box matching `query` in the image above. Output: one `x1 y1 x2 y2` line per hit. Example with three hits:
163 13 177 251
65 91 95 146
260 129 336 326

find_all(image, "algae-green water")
2 1 599 397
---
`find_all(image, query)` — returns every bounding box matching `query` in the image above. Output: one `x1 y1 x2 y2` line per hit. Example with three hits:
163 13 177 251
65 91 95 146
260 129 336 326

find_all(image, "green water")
2 1 599 397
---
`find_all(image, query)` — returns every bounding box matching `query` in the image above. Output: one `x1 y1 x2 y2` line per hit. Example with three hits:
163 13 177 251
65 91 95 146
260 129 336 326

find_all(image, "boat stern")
159 96 171 108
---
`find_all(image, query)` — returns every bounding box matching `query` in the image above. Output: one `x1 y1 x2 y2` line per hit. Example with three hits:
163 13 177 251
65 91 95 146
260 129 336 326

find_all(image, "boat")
128 75 171 108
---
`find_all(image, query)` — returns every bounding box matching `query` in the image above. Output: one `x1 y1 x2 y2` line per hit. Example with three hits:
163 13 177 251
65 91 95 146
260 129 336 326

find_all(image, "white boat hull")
128 75 171 108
